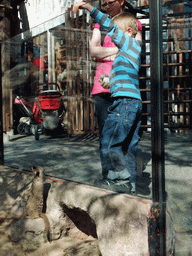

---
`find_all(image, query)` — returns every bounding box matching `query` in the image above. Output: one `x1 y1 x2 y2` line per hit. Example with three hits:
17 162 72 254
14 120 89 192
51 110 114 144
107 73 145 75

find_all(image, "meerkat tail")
39 213 51 242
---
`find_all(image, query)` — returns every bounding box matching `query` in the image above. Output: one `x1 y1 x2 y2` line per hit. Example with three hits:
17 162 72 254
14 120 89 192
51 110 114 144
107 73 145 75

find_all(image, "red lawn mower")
14 83 67 140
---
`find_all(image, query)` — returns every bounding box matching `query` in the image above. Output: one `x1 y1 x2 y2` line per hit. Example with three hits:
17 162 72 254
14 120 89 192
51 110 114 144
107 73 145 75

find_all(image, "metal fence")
140 13 192 133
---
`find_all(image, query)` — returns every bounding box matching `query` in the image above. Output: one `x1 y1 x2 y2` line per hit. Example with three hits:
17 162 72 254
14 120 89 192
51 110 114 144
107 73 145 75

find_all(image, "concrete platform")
1 166 175 255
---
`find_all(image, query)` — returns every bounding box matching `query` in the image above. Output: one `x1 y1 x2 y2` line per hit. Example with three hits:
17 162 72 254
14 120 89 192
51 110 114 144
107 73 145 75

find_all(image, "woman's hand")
72 1 94 13
73 1 86 13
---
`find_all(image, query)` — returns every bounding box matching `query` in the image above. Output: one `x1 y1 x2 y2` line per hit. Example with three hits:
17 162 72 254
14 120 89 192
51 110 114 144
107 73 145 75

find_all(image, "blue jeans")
94 94 113 138
100 98 142 186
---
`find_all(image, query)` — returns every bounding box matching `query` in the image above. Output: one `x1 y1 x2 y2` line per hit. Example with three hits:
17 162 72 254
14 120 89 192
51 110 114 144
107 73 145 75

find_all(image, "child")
73 2 142 193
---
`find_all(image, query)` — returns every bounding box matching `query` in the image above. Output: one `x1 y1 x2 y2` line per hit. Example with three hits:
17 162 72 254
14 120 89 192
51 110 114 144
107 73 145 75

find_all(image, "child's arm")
73 2 115 36
73 2 118 61
73 1 94 14
90 9 126 49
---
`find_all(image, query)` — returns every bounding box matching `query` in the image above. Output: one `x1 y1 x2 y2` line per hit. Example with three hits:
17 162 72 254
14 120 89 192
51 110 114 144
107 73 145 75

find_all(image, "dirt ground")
0 218 100 256
0 218 101 256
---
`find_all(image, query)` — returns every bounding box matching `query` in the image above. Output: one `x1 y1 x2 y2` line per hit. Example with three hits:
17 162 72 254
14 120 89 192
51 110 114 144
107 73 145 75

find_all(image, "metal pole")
149 0 166 255
0 42 4 165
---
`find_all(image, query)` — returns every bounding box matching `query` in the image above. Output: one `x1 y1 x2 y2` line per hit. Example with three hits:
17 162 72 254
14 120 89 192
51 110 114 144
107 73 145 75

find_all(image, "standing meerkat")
26 166 51 241
27 166 44 218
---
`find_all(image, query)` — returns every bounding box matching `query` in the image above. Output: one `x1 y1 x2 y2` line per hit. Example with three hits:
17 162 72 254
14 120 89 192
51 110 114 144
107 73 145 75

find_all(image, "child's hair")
112 12 138 37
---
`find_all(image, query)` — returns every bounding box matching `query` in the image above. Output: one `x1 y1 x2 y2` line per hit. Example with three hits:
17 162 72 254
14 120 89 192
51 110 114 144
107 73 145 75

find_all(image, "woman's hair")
112 12 138 37
122 0 137 17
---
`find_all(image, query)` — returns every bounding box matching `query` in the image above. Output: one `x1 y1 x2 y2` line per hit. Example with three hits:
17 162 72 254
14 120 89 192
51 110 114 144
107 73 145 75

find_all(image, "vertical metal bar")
149 0 166 255
47 30 52 84
51 31 56 84
0 42 4 165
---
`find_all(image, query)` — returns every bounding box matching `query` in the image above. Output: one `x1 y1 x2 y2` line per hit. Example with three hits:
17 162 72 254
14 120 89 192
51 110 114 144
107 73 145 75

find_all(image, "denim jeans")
100 97 142 187
94 94 113 138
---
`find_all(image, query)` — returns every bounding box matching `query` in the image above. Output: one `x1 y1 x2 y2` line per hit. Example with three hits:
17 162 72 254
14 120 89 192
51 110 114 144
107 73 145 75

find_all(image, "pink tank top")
91 23 114 95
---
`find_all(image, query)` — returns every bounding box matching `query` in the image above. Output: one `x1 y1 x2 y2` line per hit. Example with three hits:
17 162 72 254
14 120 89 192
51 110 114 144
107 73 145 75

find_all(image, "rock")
45 180 175 256
46 181 152 255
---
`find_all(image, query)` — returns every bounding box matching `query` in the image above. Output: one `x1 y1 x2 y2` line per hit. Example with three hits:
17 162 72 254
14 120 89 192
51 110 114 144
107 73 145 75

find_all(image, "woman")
89 0 142 138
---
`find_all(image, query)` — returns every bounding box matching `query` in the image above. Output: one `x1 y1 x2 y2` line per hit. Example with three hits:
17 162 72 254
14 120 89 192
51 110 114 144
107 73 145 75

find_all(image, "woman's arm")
73 3 117 61
89 28 118 61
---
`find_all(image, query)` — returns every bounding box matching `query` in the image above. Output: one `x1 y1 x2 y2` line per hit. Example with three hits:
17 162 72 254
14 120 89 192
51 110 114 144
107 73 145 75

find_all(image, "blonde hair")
112 12 138 37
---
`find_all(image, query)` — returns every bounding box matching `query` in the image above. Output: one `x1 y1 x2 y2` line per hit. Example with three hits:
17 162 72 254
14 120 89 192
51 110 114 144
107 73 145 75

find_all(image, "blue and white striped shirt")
91 8 142 101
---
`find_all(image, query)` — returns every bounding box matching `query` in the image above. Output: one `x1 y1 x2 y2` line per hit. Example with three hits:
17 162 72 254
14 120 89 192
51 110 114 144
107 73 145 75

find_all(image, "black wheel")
25 124 31 135
35 125 39 140
17 122 30 135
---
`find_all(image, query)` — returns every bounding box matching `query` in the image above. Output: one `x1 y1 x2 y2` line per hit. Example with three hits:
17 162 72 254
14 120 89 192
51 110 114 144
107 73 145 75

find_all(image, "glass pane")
1 6 192 255
2 24 152 197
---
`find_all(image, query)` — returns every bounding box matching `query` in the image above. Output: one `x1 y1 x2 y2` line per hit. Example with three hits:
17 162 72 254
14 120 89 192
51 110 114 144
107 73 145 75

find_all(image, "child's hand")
101 81 110 89
73 1 86 13
99 74 110 89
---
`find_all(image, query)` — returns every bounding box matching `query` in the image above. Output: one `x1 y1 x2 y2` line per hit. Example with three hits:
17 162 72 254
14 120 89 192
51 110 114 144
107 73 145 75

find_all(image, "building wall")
0 0 16 135
24 0 75 29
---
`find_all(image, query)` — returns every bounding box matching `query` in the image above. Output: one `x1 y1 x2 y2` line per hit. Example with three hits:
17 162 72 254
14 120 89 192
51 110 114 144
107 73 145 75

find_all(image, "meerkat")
26 166 51 241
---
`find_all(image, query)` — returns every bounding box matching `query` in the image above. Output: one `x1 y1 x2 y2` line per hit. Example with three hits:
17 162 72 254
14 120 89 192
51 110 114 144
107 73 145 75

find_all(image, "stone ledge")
45 178 153 256
1 167 175 255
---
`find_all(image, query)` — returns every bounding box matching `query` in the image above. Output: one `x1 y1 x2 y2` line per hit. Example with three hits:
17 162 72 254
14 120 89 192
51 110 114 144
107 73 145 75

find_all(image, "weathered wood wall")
57 8 96 134
1 0 21 134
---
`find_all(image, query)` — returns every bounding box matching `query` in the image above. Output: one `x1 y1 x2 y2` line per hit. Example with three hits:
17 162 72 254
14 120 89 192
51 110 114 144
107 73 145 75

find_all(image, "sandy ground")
0 218 101 256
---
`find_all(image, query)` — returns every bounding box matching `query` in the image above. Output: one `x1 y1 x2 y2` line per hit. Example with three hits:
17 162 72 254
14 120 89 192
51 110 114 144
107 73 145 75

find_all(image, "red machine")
14 83 66 140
